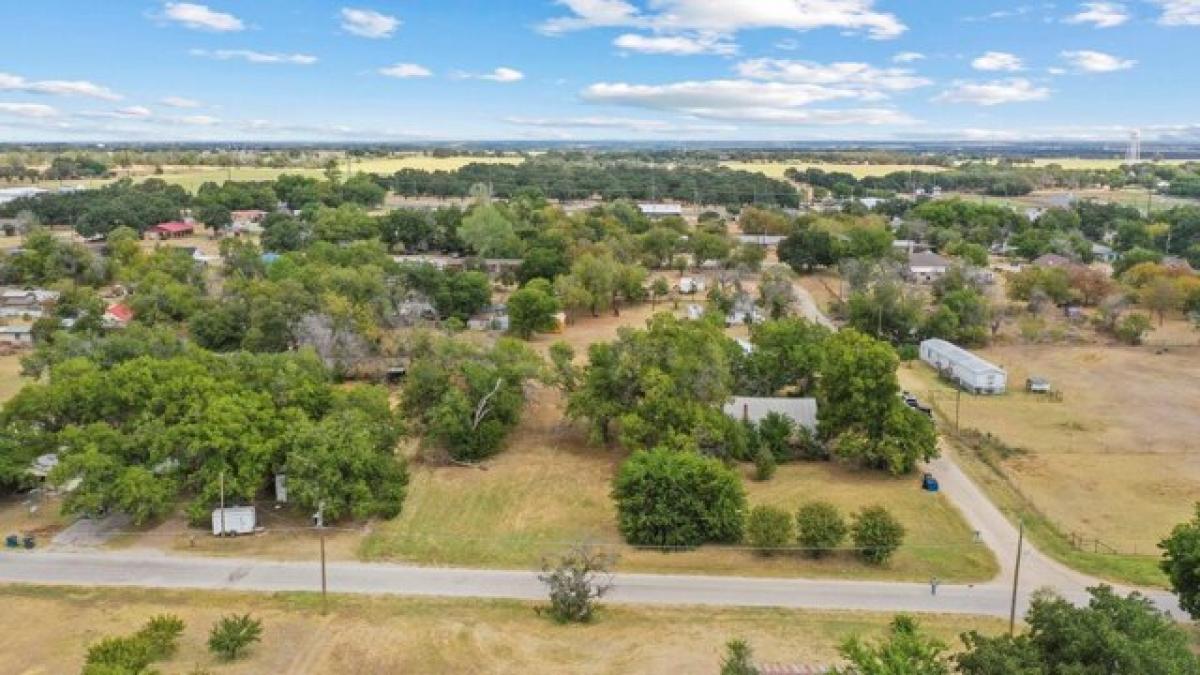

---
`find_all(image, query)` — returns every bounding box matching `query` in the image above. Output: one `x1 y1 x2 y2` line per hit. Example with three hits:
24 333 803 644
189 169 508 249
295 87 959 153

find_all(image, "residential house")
147 221 194 239
722 396 818 432
1032 253 1075 269
637 203 684 219
1091 242 1118 264
0 324 34 345
103 302 133 327
907 251 950 282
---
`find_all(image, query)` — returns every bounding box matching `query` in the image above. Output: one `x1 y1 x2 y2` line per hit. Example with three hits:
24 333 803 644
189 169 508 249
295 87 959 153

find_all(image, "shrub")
208 614 262 661
613 448 746 547
134 614 185 661
85 636 155 674
720 638 759 675
796 501 848 558
852 505 905 565
757 412 795 462
753 447 776 481
1115 313 1151 345
745 505 793 554
538 544 615 624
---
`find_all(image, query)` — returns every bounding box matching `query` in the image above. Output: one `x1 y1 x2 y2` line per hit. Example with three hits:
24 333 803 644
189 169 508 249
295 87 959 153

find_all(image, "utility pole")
1009 520 1024 635
316 499 327 615
218 470 226 537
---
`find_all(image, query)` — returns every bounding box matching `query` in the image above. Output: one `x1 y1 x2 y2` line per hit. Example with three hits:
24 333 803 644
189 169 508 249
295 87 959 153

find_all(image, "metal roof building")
919 339 1006 395
723 397 818 431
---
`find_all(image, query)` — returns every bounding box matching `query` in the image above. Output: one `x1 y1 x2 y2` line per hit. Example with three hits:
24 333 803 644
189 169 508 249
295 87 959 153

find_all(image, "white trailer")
919 338 1007 395
678 277 706 294
212 506 257 536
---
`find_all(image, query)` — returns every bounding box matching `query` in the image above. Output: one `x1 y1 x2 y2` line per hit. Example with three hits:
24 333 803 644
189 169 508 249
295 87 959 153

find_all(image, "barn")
919 338 1007 395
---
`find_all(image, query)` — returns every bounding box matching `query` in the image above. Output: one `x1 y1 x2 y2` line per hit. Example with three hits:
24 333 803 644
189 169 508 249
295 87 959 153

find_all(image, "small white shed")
919 339 1007 395
212 506 257 536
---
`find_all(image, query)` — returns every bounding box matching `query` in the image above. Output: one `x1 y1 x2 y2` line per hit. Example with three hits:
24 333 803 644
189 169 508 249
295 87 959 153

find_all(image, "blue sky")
1 1 1198 142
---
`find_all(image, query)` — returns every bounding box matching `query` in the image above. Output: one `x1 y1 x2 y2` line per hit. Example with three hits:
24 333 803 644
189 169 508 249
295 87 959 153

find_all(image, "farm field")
30 155 525 193
721 161 946 180
1027 157 1194 170
0 585 1010 675
899 343 1200 572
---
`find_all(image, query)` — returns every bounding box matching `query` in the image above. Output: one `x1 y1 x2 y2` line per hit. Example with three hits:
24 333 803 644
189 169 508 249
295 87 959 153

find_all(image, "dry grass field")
0 352 26 404
31 155 524 193
1027 158 1194 170
359 380 996 582
0 585 1010 675
722 161 945 180
899 344 1200 564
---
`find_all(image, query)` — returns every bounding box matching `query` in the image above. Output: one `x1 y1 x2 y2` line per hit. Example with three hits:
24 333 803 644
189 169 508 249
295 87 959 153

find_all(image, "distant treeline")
380 158 801 207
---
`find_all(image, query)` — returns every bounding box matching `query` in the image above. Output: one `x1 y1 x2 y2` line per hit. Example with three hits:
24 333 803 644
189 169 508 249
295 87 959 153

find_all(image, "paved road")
0 548 1096 618
0 449 1179 619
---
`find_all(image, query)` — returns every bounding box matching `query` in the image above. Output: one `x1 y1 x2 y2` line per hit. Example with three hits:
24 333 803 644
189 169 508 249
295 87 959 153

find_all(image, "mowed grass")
33 155 525 193
721 161 946 180
899 345 1200 585
0 585 1011 674
360 384 998 583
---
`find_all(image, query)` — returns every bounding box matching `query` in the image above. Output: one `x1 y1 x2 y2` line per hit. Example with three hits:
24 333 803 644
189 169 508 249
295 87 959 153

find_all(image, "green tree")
835 615 950 675
612 448 746 547
458 204 521 258
956 586 1200 674
796 501 848 559
756 412 795 462
507 278 560 339
745 505 793 554
311 203 377 243
208 614 262 661
538 543 615 624
852 505 905 565
1159 504 1200 619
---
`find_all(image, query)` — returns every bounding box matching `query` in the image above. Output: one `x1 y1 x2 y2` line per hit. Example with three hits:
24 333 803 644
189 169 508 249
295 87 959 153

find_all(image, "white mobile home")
919 339 1006 395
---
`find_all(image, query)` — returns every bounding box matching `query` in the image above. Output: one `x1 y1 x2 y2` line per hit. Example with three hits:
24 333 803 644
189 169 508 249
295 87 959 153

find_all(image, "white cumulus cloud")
462 67 524 82
0 72 121 100
1065 2 1130 27
614 32 736 56
0 103 59 118
1152 0 1200 25
735 58 931 93
161 2 244 31
971 51 1024 72
160 96 202 108
379 63 432 79
892 51 925 63
935 78 1050 105
581 78 916 125
539 0 906 40
340 8 400 38
190 49 318 65
1061 49 1136 71
81 106 154 119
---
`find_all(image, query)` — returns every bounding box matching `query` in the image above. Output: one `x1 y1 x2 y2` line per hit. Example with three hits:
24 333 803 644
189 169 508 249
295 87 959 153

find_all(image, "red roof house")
147 221 194 239
104 302 133 325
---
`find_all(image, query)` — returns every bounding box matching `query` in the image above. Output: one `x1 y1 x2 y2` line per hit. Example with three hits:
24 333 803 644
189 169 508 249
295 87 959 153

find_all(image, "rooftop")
920 338 1005 375
723 397 817 430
